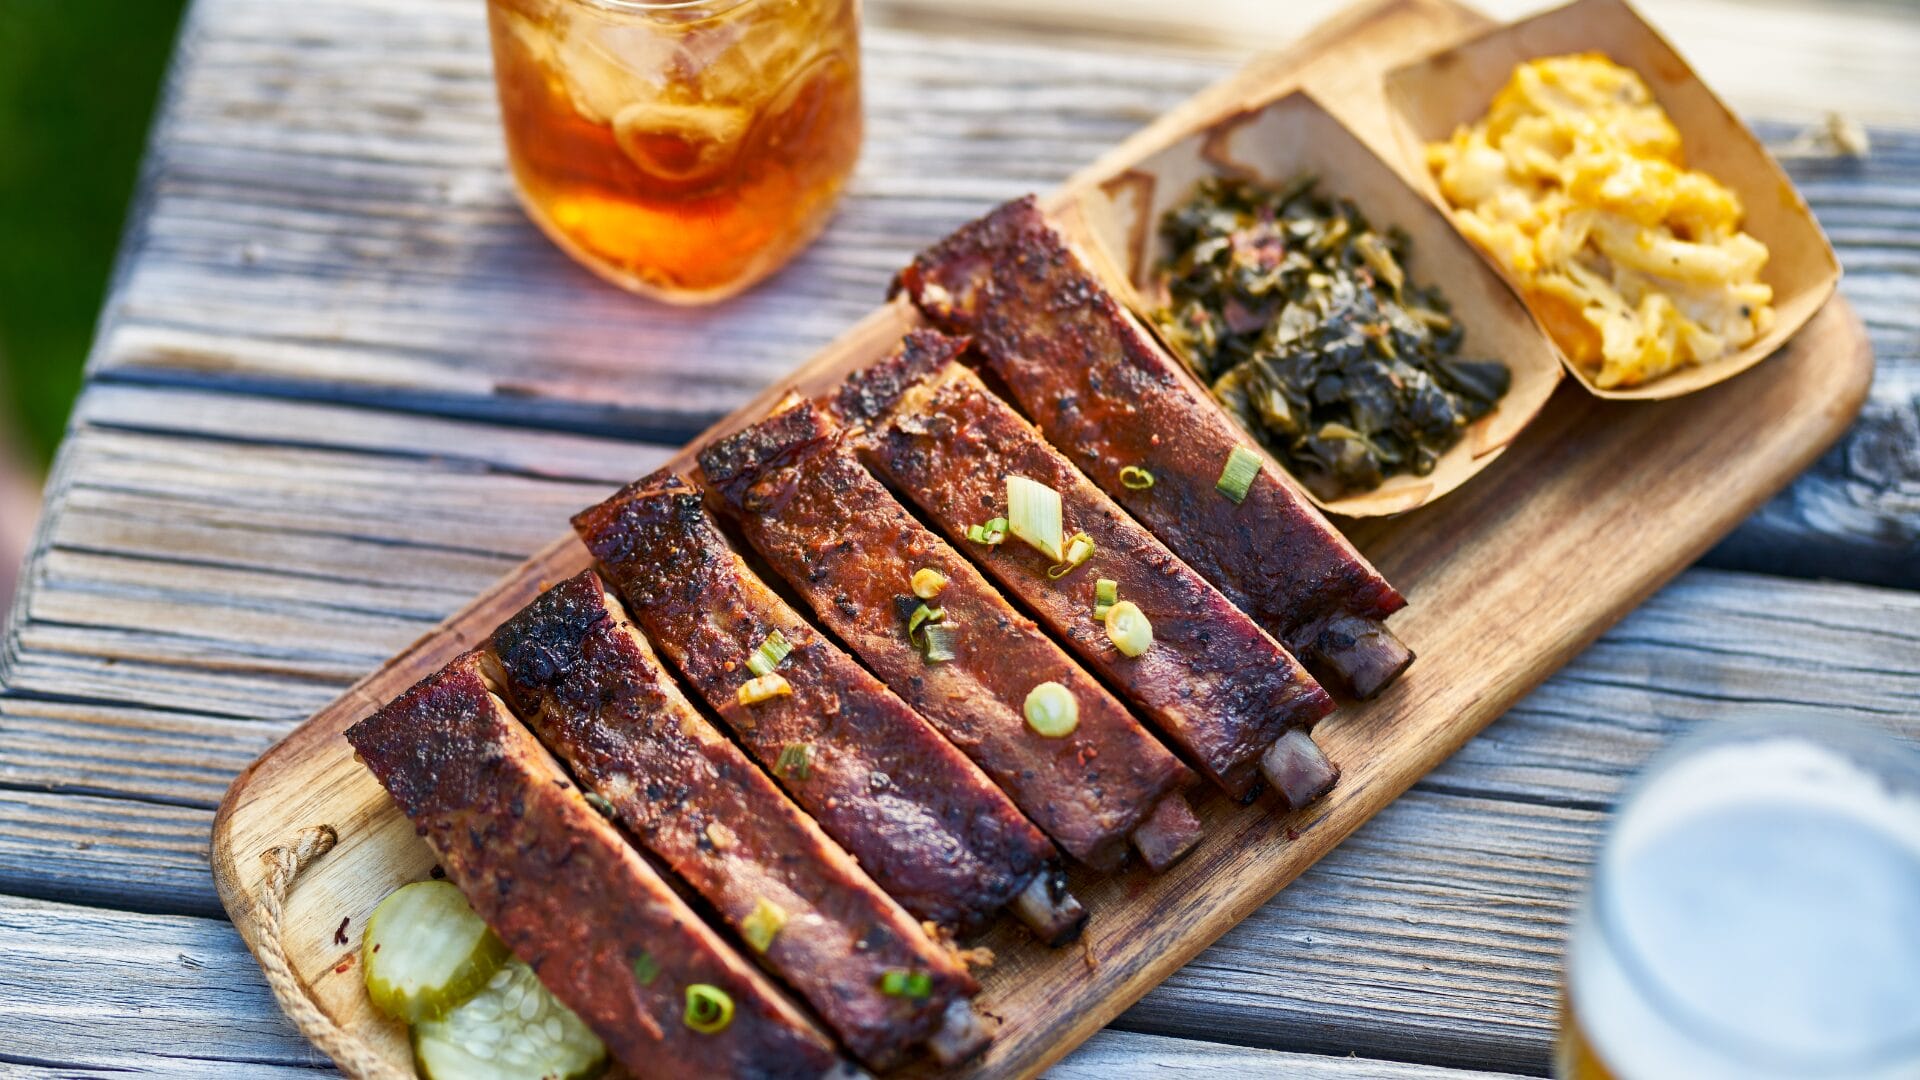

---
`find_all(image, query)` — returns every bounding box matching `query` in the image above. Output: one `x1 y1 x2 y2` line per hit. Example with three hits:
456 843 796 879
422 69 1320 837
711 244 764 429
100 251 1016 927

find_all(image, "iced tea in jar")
487 0 862 303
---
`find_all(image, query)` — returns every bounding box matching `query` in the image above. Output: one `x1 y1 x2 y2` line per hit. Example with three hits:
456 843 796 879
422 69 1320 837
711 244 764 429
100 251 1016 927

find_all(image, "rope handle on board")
253 824 412 1080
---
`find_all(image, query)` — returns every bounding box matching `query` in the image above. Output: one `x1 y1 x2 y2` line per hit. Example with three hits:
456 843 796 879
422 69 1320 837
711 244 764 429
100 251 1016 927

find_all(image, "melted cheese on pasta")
1426 53 1773 388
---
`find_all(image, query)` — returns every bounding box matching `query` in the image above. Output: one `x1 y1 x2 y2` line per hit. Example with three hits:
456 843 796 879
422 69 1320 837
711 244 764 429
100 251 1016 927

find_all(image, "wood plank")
5 402 672 716
0 696 280 808
0 791 1584 1074
0 1063 321 1079
1048 1029 1524 1078
0 790 217 917
0 895 329 1072
0 895 1524 1079
900 0 1920 126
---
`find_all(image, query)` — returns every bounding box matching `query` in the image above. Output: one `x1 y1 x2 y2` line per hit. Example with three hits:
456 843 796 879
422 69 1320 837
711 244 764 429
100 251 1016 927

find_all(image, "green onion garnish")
1024 681 1079 738
745 629 792 677
906 602 945 642
741 898 787 954
632 951 660 986
775 742 813 781
921 623 958 663
966 517 1008 545
911 567 948 599
1119 466 1155 490
1007 475 1064 562
1104 600 1154 657
738 673 792 705
1093 578 1118 618
1216 446 1263 504
583 791 617 819
1047 532 1095 579
878 969 934 999
685 984 735 1033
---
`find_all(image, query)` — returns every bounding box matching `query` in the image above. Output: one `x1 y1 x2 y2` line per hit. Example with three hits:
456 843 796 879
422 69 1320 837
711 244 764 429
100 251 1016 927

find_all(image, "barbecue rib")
838 330 1339 807
574 471 1082 943
700 400 1202 871
343 653 849 1079
485 571 990 1069
895 196 1413 698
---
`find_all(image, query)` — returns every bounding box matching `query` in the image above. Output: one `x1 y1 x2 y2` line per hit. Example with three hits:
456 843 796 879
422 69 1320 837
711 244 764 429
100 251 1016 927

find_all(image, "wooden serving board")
211 0 1873 1076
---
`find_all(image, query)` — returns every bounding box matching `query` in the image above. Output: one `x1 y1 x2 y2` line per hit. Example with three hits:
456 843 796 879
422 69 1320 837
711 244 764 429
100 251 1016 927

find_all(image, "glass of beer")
1557 718 1920 1079
486 0 863 303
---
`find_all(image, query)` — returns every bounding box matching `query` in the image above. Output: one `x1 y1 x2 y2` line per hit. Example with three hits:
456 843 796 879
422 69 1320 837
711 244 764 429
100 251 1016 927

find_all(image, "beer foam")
1570 731 1920 1079
1612 734 1920 863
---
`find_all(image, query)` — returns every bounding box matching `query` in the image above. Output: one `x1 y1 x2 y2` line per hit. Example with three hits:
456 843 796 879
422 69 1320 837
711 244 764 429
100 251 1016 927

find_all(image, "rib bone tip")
1010 869 1087 947
927 999 996 1067
1130 793 1204 872
1261 728 1340 812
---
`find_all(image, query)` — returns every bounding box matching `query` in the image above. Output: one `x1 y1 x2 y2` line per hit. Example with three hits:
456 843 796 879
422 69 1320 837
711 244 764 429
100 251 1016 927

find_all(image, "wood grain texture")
0 892 1524 1079
894 0 1920 126
205 3 1876 1076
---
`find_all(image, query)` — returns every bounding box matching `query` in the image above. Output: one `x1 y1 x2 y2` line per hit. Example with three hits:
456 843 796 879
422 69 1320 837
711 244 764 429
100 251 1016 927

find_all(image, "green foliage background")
0 0 189 468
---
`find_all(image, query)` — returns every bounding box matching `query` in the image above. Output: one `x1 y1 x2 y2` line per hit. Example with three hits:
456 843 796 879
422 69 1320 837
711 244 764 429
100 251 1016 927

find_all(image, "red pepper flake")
334 916 351 946
334 954 356 975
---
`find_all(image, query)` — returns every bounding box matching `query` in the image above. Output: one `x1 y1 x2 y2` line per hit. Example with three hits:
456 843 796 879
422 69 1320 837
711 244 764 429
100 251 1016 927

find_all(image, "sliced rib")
574 472 1083 944
838 330 1339 808
700 400 1201 872
485 570 990 1069
343 652 849 1079
896 196 1413 698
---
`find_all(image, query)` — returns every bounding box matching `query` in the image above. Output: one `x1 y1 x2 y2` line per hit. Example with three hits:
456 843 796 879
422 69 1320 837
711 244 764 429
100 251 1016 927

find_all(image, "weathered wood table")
3 0 1917 1075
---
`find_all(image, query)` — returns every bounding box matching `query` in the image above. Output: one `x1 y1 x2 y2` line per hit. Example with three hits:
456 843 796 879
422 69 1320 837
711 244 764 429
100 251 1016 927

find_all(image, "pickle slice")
362 880 509 1023
413 960 607 1080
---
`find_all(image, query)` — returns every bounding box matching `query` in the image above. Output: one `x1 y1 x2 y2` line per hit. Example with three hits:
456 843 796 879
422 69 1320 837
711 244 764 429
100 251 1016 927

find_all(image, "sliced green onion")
1046 532 1095 579
1007 475 1064 562
1093 578 1119 619
738 673 792 705
1104 600 1154 657
1024 681 1079 738
775 742 813 781
878 969 934 999
685 984 734 1033
920 623 958 663
1119 466 1156 490
966 517 1008 546
906 602 945 642
911 567 948 599
1216 446 1263 504
583 792 617 820
631 951 660 986
745 629 792 677
741 898 787 954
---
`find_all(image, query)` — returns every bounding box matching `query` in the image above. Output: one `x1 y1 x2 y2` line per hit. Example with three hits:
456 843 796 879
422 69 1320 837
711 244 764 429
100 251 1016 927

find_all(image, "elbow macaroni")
1426 53 1773 388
